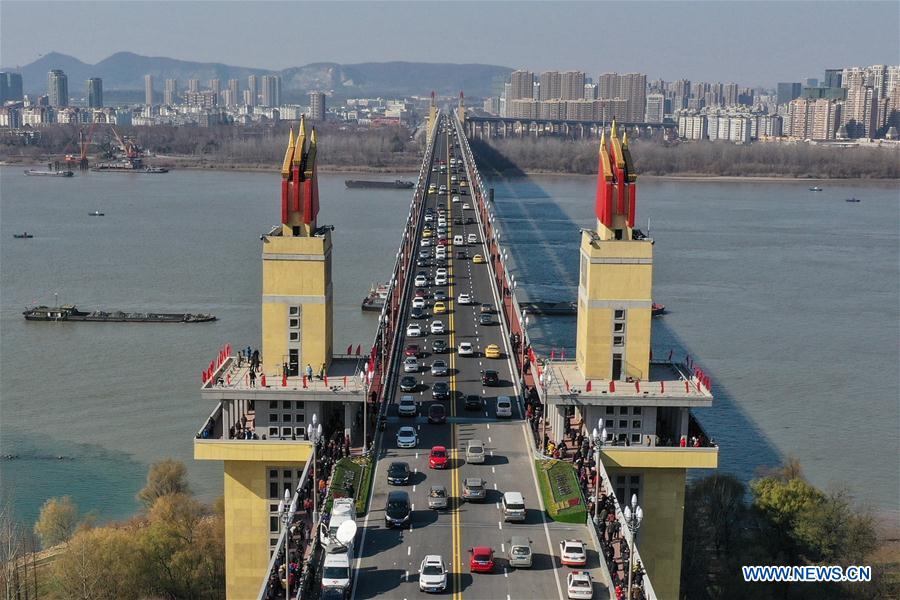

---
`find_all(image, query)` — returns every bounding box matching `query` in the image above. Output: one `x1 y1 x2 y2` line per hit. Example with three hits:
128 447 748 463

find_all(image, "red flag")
585 380 592 392
635 381 640 393
201 371 206 383
282 373 287 387
356 344 361 355
660 381 665 393
302 375 308 389
565 379 570 392
551 349 556 360
324 375 328 386
684 380 690 393
609 380 616 393
347 344 352 355
260 374 266 387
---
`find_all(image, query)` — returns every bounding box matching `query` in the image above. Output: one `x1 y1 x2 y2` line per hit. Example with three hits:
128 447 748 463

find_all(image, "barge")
24 304 216 323
345 179 414 189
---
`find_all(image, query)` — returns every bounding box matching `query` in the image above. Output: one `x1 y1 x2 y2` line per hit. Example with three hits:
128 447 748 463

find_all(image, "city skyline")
1 1 898 86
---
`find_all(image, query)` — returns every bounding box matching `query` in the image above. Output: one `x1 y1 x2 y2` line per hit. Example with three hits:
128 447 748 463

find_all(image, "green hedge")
325 456 374 517
534 458 587 524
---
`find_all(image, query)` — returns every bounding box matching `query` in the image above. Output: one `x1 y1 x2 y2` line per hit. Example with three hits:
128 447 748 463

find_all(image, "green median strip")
325 455 374 517
534 458 587 524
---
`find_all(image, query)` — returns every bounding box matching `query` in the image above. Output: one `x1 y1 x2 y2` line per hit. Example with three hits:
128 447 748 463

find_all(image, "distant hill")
8 52 512 100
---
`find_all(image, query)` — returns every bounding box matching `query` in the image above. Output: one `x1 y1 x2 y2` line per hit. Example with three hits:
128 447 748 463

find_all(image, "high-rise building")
144 74 154 105
86 78 103 108
842 84 878 138
776 82 802 105
243 89 254 107
309 91 326 120
644 92 665 123
788 98 813 138
508 70 534 101
228 79 240 106
261 75 281 108
210 79 221 105
48 69 68 107
164 78 178 105
560 71 586 100
723 82 739 106
823 69 843 89
810 99 841 140
539 71 561 101
188 78 200 93
483 96 501 114
619 73 647 122
584 83 597 100
1 72 24 103
183 90 218 109
598 73 619 99
247 75 258 107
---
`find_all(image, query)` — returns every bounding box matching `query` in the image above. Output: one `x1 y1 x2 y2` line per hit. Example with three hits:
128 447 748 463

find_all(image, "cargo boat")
24 169 73 177
345 179 414 189
24 304 215 323
361 282 390 311
91 162 168 173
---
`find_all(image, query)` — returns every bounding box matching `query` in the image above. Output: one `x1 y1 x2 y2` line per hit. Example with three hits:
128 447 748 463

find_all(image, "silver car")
508 536 533 568
462 477 486 502
428 485 448 509
430 360 448 376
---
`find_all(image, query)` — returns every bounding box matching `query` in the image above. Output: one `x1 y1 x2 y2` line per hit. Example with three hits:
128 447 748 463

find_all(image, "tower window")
289 319 299 329
614 229 623 240
613 335 624 346
269 413 278 422
614 323 625 333
614 309 625 321
292 226 301 236
289 306 299 316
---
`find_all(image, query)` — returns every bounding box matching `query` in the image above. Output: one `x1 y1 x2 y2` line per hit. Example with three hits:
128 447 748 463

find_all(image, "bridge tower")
427 90 438 141
457 90 465 126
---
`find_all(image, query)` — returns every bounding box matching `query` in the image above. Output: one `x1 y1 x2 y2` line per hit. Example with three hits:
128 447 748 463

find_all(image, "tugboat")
89 211 105 216
13 232 34 239
652 303 667 316
361 282 390 311
808 186 823 192
23 304 216 323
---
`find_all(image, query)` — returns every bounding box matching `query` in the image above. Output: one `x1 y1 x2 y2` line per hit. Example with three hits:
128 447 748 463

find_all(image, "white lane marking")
504 567 508 578
498 521 503 530
415 452 419 459
493 483 498 490
490 450 494 456
486 424 490 430
411 503 415 511
492 466 496 474
413 485 416 492
404 570 408 581
408 546 411 556
488 436 492 443
496 501 500 509
414 467 418 474
501 543 505 552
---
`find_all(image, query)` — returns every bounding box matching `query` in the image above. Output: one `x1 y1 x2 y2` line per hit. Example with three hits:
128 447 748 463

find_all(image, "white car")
566 571 594 599
419 554 448 593
321 551 351 591
412 297 426 309
452 195 461 203
453 235 464 246
406 323 422 337
430 320 445 334
435 267 448 277
435 273 448 286
424 213 434 222
396 426 418 449
435 249 447 260
467 233 478 244
559 539 587 567
458 342 474 356
404 356 419 373
457 293 471 305
414 275 427 287
496 395 513 418
462 203 471 210
398 395 417 417
439 185 447 193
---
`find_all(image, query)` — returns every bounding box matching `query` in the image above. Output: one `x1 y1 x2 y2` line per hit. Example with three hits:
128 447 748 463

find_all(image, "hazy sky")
2 1 898 86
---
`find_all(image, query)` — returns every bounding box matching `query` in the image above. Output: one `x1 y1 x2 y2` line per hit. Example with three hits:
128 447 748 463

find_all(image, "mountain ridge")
7 52 513 99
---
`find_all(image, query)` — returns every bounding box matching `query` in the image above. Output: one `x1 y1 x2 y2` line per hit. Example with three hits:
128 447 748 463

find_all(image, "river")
1 166 897 526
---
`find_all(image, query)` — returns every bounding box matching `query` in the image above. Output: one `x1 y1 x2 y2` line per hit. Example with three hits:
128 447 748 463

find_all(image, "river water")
1 166 897 526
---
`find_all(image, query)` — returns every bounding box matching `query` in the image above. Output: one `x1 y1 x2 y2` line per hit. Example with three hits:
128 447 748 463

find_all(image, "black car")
457 251 468 260
434 290 447 301
482 370 500 386
428 403 446 424
466 217 475 224
432 339 447 353
411 307 427 319
465 394 482 410
416 258 429 267
384 490 411 527
454 217 463 225
479 313 493 325
387 461 411 485
400 376 418 392
419 250 431 259
432 381 450 400
460 188 468 195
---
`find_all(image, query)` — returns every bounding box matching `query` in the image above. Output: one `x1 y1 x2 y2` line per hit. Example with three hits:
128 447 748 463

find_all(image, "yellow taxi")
433 301 446 314
423 229 433 238
428 184 437 194
472 254 486 264
485 344 501 359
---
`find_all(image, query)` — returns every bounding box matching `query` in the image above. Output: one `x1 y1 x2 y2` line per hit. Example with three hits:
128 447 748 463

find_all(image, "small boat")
845 197 861 203
808 186 823 192
13 233 34 239
361 282 390 311
652 303 666 316
89 211 105 216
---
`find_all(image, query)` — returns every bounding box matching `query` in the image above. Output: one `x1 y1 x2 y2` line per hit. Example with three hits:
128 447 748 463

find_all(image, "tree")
52 526 140 600
33 495 79 548
137 459 190 507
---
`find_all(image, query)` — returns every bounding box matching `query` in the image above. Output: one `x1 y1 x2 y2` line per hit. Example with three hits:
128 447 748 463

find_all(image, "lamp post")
307 416 323 525
591 421 606 524
624 494 644 600
278 487 292 598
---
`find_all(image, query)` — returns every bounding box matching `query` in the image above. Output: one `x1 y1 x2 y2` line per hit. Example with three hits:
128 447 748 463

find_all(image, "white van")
496 396 513 418
453 235 464 246
321 551 351 591
321 498 356 550
502 491 526 522
465 439 485 464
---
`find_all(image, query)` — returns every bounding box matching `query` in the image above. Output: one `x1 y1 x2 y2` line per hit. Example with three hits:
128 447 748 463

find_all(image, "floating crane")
63 120 100 170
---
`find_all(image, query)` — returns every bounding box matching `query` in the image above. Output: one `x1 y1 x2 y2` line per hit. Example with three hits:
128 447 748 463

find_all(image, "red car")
429 445 448 469
404 344 420 357
469 546 494 573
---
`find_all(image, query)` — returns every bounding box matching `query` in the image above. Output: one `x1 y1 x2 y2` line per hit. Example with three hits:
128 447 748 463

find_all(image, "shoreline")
2 158 899 183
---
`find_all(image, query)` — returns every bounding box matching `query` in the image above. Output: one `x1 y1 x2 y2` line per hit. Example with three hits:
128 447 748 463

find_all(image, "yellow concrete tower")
575 122 653 381
427 91 438 141
263 116 333 377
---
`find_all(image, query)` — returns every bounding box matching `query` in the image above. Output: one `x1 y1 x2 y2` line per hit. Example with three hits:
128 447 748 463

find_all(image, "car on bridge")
412 296 426 308
452 194 460 203
472 254 485 264
384 490 411 528
406 323 422 337
433 301 446 314
428 445 448 469
422 229 432 238
434 290 447 301
468 546 495 574
404 344 420 357
430 360 448 376
567 571 594 599
431 339 447 354
434 273 447 286
457 250 468 260
496 396 513 418
399 376 417 392
403 357 419 373
465 440 486 465
462 477 486 502
420 238 431 247
468 233 478 244
465 394 482 410
457 293 472 305
428 485 448 509
411 307 427 320
414 274 428 287
321 552 351 593
386 461 411 485
458 342 474 356
432 381 450 400
430 320 445 334
428 403 446 424
398 395 417 416
419 555 448 593
559 539 588 567
479 313 493 325
396 426 418 448
481 370 499 386
508 536 534 568
484 344 501 358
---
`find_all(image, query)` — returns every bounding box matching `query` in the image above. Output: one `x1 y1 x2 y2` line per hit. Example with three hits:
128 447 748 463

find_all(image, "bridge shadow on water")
469 138 782 481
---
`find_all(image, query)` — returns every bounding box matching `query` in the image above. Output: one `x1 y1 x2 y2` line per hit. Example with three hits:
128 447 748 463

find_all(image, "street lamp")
591 421 607 524
624 494 644 600
307 416 323 525
277 487 292 598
